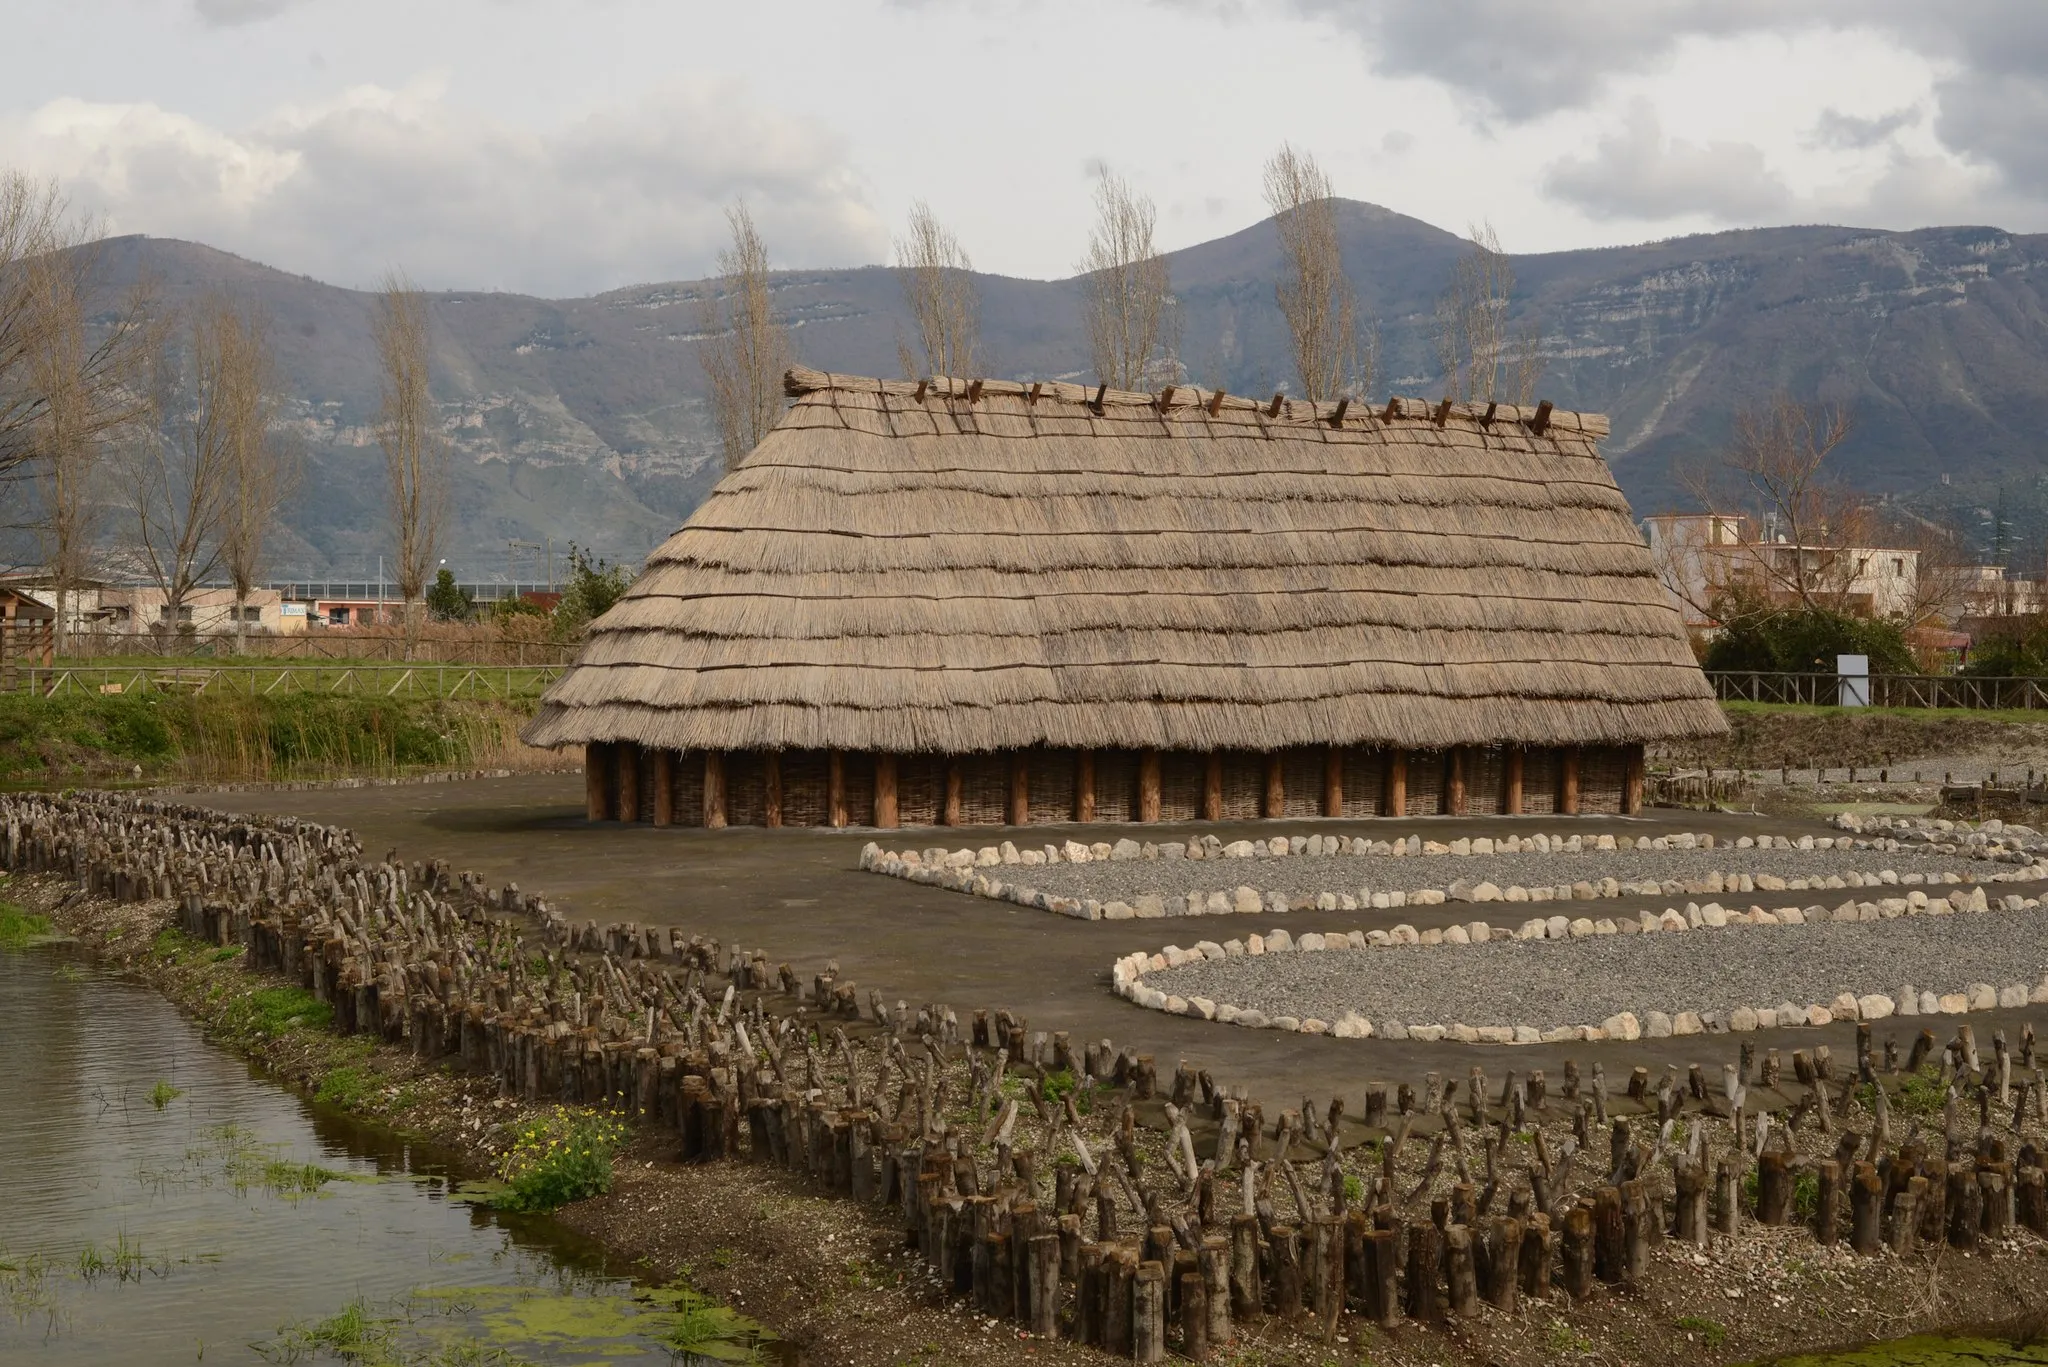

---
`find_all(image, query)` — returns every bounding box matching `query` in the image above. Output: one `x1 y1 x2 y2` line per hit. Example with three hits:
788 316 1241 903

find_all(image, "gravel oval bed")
1148 908 2048 1030
1017 844 1969 906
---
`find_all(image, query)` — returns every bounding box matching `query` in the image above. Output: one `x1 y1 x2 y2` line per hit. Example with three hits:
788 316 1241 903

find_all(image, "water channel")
0 940 773 1365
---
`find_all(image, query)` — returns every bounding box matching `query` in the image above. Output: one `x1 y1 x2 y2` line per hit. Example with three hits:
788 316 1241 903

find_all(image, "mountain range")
55 204 2048 579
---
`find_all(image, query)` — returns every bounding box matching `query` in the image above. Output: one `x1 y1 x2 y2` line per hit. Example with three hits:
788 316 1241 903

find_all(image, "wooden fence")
1708 672 2048 711
15 663 563 701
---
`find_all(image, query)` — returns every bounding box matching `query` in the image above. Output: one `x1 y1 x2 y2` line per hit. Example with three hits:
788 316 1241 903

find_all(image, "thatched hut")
525 367 1724 828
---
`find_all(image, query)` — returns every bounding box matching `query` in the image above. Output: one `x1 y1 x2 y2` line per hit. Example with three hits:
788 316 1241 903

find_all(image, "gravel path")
1019 845 1968 905
1149 910 2048 1029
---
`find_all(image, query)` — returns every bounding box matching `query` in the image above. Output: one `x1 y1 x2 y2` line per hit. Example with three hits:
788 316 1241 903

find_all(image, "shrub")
0 903 53 950
1703 604 1916 675
495 1108 626 1212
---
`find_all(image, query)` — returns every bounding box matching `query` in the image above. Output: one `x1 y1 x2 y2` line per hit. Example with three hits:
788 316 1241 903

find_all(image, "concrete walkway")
187 774 2044 1107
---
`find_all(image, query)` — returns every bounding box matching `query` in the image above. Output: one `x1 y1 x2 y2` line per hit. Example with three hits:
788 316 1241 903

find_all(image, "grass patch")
147 1079 183 1111
1675 1314 1728 1348
314 1064 376 1110
218 985 334 1041
1860 1061 1950 1119
494 1109 626 1214
0 903 53 950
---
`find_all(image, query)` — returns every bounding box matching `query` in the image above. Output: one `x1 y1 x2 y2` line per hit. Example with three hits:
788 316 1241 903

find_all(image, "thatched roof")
523 367 1725 754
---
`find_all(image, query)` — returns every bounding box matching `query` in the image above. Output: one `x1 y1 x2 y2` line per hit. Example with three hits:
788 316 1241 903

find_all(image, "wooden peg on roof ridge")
1266 393 1285 418
1481 401 1497 425
1092 382 1109 413
1157 385 1177 409
1028 381 1043 404
1529 399 1553 435
1380 398 1401 421
1328 398 1350 428
1433 398 1453 427
965 378 984 402
1206 388 1226 417
913 379 928 403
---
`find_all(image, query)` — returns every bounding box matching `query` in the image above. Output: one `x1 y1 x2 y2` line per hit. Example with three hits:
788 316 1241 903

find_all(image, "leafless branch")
698 200 793 472
1261 144 1372 402
374 270 445 658
1079 172 1173 391
895 201 978 379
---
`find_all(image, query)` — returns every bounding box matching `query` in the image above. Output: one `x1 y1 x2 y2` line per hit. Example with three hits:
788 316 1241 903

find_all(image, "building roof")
522 367 1726 755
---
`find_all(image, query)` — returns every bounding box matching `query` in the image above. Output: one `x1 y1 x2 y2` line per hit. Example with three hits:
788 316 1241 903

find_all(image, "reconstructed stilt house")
523 368 1725 827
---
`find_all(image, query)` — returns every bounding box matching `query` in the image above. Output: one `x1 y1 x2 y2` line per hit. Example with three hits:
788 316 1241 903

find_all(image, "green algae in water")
1765 1336 2048 1367
409 1283 774 1364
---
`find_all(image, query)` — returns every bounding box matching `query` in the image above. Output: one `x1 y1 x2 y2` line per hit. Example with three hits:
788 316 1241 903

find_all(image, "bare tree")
1434 221 1544 403
0 172 71 481
218 299 293 650
373 270 445 657
699 201 793 472
1079 172 1173 391
895 201 978 379
128 290 249 639
17 213 153 648
1261 145 1372 402
1678 394 1870 613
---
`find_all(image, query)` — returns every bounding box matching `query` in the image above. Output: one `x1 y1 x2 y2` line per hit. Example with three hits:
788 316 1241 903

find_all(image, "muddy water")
0 943 773 1365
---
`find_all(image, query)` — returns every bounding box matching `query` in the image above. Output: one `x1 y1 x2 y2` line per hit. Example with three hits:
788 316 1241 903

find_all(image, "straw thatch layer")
525 369 1724 754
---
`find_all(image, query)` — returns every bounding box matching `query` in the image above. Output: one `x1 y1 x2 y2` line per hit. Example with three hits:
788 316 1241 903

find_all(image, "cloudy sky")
8 0 2045 296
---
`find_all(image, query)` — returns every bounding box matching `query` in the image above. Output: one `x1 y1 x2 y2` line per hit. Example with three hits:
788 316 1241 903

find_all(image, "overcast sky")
8 0 2046 296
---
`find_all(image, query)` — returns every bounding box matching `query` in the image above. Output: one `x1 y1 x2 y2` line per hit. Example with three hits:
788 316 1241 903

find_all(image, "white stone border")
860 813 2048 922
1110 883 2048 1046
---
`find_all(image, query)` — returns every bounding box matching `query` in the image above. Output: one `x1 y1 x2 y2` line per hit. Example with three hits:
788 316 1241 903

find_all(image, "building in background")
1645 513 1919 630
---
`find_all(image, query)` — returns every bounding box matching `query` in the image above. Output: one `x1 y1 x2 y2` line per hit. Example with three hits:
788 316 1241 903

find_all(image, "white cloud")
1542 99 1791 222
191 0 308 25
0 76 886 295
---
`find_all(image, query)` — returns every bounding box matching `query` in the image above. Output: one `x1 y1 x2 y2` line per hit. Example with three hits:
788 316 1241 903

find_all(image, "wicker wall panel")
1405 751 1445 816
1028 748 1078 825
957 753 1009 826
1465 746 1504 816
1580 746 1628 815
1522 748 1559 815
1341 749 1385 817
1093 749 1140 824
1277 748 1320 818
635 744 657 822
670 750 704 827
1219 752 1264 820
780 749 830 827
726 751 765 827
896 755 945 827
1154 751 1201 823
840 753 876 827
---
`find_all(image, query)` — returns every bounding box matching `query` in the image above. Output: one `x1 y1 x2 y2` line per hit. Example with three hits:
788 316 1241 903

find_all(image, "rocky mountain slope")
72 206 2048 577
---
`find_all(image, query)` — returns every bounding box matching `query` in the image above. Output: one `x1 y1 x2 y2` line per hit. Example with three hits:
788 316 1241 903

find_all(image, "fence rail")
1706 671 2048 710
18 664 564 701
49 628 578 666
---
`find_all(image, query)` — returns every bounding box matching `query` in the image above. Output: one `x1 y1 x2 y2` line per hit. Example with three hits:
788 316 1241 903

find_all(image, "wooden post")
1201 754 1223 821
762 751 783 828
704 752 727 828
1444 1225 1479 1317
1561 1206 1595 1299
652 748 674 826
1323 746 1343 817
1263 753 1284 818
616 742 641 823
1075 750 1096 823
584 741 613 821
1228 1214 1262 1322
1199 1236 1231 1348
1269 1225 1301 1318
1623 745 1645 815
828 749 847 827
1505 747 1524 816
1028 1233 1060 1339
1364 1226 1399 1327
1404 1220 1442 1320
1138 749 1161 823
1447 746 1467 816
1179 1271 1208 1362
1815 1159 1842 1246
874 754 899 829
1850 1162 1883 1253
942 760 962 826
1133 1261 1166 1363
1008 751 1030 827
1386 748 1407 817
1561 747 1581 816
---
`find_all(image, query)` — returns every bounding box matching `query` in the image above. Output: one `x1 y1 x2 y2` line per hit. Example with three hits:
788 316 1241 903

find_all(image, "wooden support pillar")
1386 748 1407 817
1263 754 1284 818
762 751 783 828
1446 747 1467 817
1075 750 1096 823
616 741 641 823
584 741 614 821
1008 751 1030 827
874 754 899 829
1138 749 1162 823
704 752 727 828
828 750 848 827
652 748 675 826
1323 747 1344 817
1561 747 1581 816
1504 747 1524 816
1201 754 1223 821
942 760 963 827
1623 745 1645 815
